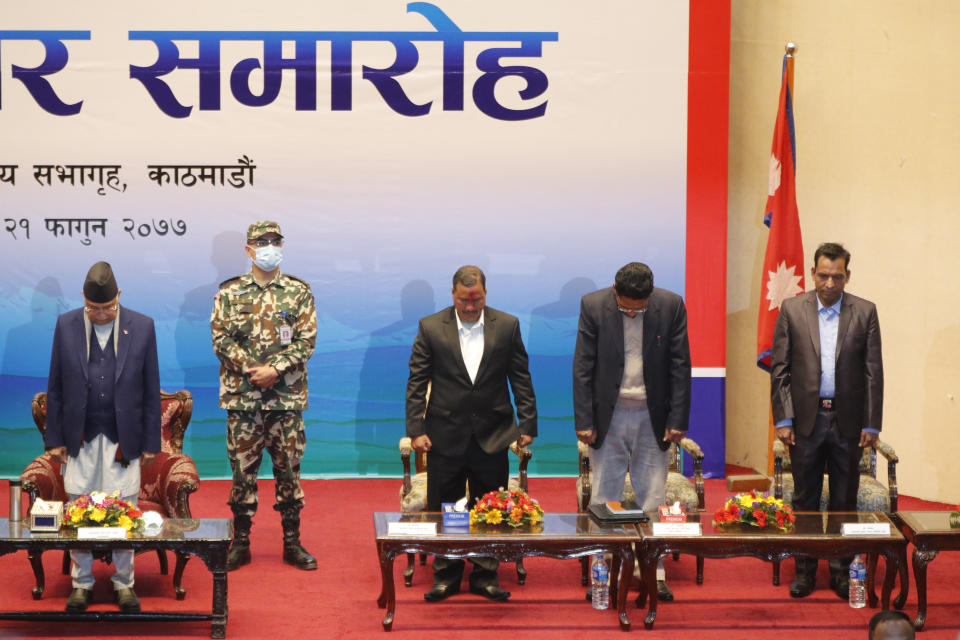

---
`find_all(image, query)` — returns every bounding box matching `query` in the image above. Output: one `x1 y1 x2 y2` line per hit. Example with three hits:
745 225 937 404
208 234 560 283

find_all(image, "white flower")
90 491 107 506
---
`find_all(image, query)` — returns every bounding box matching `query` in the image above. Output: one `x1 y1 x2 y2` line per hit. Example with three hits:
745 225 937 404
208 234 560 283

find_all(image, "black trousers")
427 436 509 587
790 407 861 578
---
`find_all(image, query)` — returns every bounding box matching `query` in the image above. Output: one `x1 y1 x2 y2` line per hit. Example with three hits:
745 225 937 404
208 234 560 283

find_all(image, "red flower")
752 509 767 527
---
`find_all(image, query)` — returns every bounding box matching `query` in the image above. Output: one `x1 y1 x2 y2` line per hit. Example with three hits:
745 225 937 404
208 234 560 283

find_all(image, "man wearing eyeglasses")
44 261 161 614
211 221 318 572
573 262 691 602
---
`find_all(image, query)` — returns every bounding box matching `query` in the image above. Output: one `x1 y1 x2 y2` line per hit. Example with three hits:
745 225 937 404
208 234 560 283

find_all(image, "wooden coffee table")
635 511 906 630
374 512 638 631
0 517 230 638
896 510 960 630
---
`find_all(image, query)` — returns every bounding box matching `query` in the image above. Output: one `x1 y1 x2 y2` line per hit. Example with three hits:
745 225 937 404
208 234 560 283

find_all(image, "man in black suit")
573 262 691 601
406 265 537 602
772 242 883 599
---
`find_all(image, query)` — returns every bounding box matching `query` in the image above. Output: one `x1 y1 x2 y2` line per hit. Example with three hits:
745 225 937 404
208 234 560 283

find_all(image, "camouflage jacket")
210 271 317 411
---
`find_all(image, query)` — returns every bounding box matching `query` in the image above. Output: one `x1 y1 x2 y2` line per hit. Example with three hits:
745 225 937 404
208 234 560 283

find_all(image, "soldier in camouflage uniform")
210 221 318 571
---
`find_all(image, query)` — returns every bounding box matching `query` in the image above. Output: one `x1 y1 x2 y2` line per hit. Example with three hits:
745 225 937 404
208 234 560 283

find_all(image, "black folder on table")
587 501 650 523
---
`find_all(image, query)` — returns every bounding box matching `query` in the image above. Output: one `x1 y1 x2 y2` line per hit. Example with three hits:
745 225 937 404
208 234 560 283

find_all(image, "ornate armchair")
771 438 901 593
577 437 706 585
398 436 532 587
20 390 200 600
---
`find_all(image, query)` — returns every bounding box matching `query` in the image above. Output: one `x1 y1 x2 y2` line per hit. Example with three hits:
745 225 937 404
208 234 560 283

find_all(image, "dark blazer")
573 287 691 451
406 306 537 456
45 306 162 459
771 290 883 439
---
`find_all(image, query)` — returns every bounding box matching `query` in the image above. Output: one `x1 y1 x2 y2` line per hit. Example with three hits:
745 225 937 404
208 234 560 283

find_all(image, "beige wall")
727 0 960 502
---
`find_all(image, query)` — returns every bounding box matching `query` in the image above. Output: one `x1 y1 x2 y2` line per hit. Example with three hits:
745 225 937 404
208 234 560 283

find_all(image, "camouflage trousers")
226 410 306 518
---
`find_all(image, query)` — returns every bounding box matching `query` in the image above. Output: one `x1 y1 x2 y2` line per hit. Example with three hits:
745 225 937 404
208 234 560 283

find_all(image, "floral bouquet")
64 491 143 531
950 505 960 528
713 490 796 532
470 488 544 528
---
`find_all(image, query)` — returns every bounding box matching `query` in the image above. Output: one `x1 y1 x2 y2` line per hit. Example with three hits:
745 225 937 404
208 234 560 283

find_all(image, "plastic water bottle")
591 554 609 610
849 554 866 609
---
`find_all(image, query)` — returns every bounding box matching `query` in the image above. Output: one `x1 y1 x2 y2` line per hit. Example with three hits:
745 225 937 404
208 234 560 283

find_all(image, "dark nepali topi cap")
247 221 283 241
83 261 118 303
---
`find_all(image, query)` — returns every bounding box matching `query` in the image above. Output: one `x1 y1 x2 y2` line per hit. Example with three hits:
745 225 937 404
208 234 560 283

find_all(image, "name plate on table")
77 527 128 540
387 522 437 536
841 523 891 537
652 522 702 536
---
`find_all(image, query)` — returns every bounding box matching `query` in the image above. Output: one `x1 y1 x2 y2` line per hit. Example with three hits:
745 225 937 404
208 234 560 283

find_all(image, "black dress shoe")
65 588 92 612
226 540 251 571
424 583 460 602
115 587 141 613
789 574 816 598
830 575 850 600
656 580 674 602
469 583 511 601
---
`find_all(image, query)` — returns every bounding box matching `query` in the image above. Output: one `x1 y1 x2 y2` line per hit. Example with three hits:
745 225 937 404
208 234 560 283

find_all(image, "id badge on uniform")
279 324 292 346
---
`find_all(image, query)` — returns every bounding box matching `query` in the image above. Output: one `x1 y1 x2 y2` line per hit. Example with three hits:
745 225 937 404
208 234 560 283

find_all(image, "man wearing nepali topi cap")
211 221 319 571
45 261 161 613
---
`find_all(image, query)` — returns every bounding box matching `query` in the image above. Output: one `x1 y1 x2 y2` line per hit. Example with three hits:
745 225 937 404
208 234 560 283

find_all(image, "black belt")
819 397 834 410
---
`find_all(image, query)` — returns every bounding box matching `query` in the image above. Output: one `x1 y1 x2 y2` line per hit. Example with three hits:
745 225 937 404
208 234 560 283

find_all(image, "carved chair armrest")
22 483 37 510
159 389 193 454
679 437 704 459
678 437 706 510
576 440 591 511
772 439 787 458
576 439 590 460
873 441 898 463
166 454 200 518
509 441 532 492
21 453 67 509
399 437 413 496
772 439 787 500
141 452 199 518
872 440 899 512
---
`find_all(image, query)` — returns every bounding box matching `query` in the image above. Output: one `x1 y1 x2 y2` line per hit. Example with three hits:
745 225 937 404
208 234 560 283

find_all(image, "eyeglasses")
85 304 118 314
615 294 647 315
617 305 645 315
251 238 283 247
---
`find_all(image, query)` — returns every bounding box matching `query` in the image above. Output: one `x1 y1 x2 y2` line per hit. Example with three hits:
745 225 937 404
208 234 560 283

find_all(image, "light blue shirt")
817 295 841 399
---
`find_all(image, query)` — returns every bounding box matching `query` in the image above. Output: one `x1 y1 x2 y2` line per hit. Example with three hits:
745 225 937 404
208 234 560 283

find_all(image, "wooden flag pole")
767 41 797 478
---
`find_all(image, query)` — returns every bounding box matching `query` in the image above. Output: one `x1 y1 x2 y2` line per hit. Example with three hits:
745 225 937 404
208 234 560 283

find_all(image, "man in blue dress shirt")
771 242 884 599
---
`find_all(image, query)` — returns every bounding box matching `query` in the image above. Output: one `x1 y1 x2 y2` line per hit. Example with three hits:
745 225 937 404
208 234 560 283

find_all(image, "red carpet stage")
1 473 958 639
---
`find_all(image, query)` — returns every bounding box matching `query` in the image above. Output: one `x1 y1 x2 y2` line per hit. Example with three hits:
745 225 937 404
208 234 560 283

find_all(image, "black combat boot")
279 504 317 570
226 512 252 571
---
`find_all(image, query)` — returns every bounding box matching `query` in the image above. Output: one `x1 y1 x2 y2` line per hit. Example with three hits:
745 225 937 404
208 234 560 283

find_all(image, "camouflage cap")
247 221 283 241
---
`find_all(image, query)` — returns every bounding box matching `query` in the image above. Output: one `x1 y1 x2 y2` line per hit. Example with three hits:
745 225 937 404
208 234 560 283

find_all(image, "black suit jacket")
573 287 691 451
771 290 883 439
45 306 162 459
406 306 537 456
